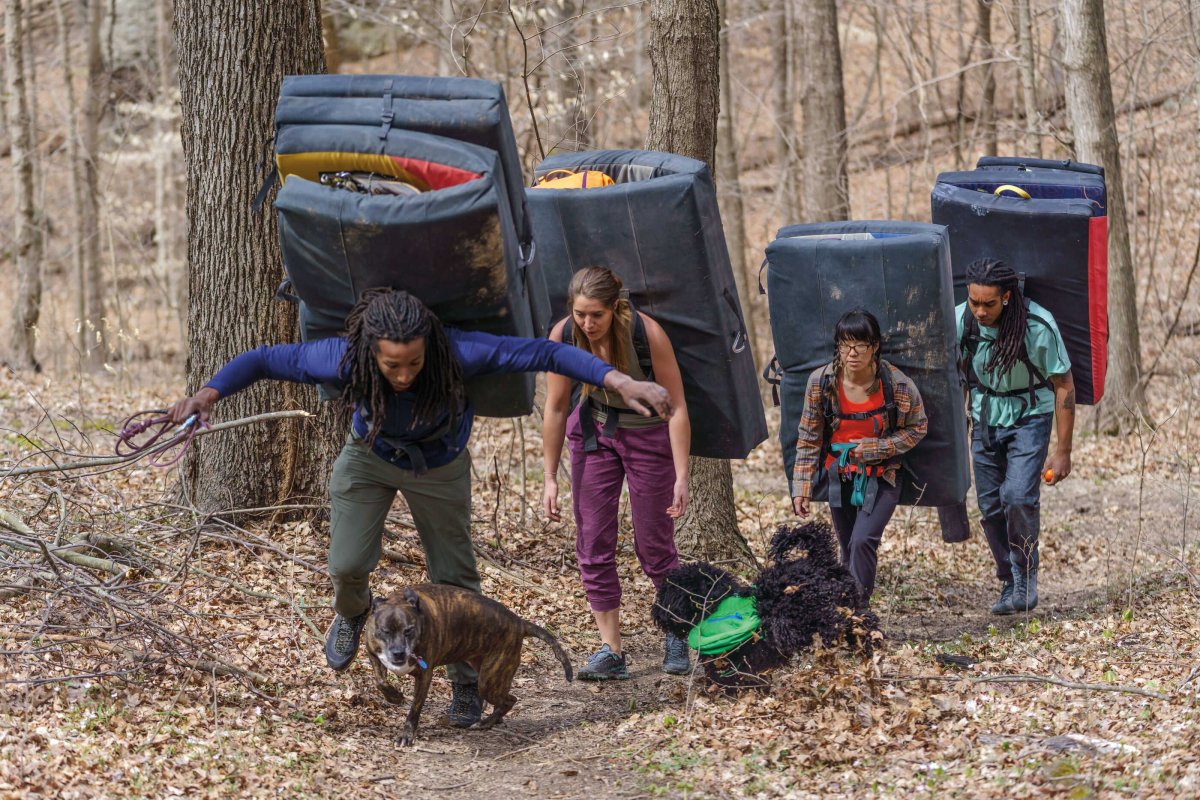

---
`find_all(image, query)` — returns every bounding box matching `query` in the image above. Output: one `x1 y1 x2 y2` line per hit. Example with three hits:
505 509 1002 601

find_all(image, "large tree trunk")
175 0 338 511
798 0 850 222
647 0 756 570
5 0 42 371
716 0 760 364
1061 0 1147 430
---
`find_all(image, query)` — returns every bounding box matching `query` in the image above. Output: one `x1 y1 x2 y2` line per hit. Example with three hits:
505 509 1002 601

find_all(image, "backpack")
958 301 1054 419
532 168 615 190
561 306 655 452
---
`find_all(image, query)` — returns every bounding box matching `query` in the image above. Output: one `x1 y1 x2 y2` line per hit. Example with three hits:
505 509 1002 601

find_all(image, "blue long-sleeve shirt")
205 329 615 471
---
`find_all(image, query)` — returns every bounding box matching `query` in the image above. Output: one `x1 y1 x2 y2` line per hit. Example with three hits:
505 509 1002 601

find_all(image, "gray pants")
327 437 479 683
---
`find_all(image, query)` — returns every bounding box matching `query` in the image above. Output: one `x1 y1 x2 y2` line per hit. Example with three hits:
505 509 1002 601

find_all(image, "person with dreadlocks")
958 258 1075 615
542 267 692 680
168 287 672 728
791 308 928 605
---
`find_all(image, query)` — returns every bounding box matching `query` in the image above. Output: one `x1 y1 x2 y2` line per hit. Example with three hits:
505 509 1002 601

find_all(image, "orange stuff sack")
532 168 615 190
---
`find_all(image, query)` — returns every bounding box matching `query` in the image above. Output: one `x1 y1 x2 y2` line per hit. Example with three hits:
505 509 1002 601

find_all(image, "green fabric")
687 594 761 655
956 299 1071 427
328 436 479 683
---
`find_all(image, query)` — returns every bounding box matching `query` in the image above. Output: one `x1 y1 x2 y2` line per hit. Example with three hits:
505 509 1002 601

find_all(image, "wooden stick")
1 410 314 477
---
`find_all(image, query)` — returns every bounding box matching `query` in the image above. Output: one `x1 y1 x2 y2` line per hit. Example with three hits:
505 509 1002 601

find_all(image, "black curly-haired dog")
651 521 881 693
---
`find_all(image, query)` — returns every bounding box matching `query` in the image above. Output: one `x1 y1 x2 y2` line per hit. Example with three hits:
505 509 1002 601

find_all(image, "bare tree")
773 0 799 222
798 0 850 222
174 0 338 511
1061 0 1147 429
80 0 109 369
717 0 760 362
1016 0 1041 156
4 0 42 371
976 0 998 156
647 0 756 569
54 0 89 367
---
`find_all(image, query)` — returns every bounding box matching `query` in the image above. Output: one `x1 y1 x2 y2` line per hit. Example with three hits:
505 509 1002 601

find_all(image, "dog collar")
411 655 428 670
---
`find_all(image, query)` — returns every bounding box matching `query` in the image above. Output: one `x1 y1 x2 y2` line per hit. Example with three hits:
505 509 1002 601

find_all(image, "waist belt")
578 398 658 452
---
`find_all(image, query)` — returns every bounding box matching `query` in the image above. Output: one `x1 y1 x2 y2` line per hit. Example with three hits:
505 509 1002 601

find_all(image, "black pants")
828 475 901 602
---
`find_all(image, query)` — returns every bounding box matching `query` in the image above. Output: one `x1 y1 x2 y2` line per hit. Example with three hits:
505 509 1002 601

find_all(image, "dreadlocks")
338 288 465 445
966 258 1029 378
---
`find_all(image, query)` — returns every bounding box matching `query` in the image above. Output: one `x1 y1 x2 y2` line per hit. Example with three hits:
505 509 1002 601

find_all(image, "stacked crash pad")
272 75 550 416
931 156 1108 405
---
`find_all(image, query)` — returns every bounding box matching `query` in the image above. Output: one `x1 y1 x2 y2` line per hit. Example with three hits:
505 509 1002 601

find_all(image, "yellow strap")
993 184 1031 199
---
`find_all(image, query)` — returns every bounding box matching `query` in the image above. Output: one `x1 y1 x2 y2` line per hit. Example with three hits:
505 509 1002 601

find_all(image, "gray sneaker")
577 643 630 681
662 632 691 675
990 581 1016 616
447 681 483 727
324 604 370 671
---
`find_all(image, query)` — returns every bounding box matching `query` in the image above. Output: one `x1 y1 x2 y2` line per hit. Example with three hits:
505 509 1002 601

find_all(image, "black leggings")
828 476 901 603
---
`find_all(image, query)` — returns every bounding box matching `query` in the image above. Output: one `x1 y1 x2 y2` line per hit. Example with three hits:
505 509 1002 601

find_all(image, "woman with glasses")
791 308 928 604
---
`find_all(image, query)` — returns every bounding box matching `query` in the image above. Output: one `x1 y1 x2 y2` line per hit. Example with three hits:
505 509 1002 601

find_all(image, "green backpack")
687 594 762 655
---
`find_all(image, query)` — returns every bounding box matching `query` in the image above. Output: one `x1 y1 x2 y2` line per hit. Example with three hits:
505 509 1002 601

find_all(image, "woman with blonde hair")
543 267 692 679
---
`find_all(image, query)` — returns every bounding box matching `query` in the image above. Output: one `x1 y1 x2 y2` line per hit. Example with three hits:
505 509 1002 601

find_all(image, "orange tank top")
825 381 888 475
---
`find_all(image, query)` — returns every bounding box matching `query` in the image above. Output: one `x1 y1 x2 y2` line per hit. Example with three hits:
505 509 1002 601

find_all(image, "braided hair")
338 288 465 445
824 308 883 414
965 258 1029 377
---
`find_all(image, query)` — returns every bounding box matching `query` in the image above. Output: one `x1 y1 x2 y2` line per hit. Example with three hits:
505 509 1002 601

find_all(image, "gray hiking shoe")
577 643 629 681
990 581 1016 616
324 604 370 671
447 681 483 728
662 632 691 675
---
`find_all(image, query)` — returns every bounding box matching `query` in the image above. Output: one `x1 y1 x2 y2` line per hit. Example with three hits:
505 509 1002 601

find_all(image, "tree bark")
1061 0 1147 430
717 0 760 364
5 0 42 371
54 0 88 367
647 0 756 570
80 0 109 369
174 0 339 511
773 0 799 222
798 0 850 222
976 0 998 157
1016 0 1041 156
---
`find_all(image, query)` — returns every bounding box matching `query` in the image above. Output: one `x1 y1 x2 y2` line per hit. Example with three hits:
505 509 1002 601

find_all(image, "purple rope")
115 410 209 468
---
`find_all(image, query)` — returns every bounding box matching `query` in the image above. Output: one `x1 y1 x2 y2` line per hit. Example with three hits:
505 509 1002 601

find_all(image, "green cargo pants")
327 436 479 683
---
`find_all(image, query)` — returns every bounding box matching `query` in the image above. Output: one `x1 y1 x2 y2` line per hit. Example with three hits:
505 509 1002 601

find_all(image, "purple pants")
567 408 680 612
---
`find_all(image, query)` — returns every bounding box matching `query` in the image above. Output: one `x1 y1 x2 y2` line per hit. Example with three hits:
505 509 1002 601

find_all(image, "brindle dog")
364 584 574 746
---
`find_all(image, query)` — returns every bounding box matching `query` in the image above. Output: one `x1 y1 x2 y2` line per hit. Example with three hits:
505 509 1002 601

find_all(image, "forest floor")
2 367 1199 800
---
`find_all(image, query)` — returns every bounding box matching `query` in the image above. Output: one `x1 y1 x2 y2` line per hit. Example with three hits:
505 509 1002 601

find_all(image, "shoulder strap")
880 364 898 435
629 304 654 381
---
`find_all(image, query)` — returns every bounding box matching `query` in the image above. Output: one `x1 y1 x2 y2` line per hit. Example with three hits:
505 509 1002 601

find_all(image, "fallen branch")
1 533 129 579
2 410 314 478
882 672 1170 701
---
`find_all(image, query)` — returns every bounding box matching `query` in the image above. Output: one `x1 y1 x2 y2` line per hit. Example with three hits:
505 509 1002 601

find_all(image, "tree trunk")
773 0 799 222
646 0 756 571
1061 0 1146 430
798 0 850 222
80 0 109 369
174 0 339 511
5 0 42 371
55 0 88 368
1016 0 1041 156
717 0 760 364
977 0 998 157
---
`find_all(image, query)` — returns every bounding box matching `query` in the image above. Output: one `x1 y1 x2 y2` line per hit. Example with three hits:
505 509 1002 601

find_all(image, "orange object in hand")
1043 468 1055 484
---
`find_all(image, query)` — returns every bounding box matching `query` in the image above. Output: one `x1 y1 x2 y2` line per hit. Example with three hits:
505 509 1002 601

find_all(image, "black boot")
447 682 482 728
990 581 1016 615
1011 563 1039 613
324 603 370 671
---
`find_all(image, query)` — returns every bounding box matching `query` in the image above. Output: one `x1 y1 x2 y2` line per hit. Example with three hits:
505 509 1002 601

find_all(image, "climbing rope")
115 410 209 468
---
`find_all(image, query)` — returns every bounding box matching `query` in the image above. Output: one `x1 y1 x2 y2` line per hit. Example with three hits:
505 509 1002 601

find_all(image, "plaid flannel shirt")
792 361 928 500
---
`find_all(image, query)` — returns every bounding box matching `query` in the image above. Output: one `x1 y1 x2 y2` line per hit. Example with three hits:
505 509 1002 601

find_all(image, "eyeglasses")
837 341 872 355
